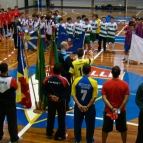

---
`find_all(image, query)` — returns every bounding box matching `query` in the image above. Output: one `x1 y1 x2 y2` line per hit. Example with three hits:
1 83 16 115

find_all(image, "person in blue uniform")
71 64 98 143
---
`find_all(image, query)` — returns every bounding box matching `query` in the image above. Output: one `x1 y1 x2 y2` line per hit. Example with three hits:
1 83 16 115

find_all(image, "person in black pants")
58 41 73 111
43 63 70 140
135 83 143 143
0 63 22 143
11 16 21 49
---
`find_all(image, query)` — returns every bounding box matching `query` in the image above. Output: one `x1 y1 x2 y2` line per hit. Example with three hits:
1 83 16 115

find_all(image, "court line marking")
136 11 141 16
18 114 41 137
116 25 127 36
8 52 36 68
66 114 138 126
94 49 103 60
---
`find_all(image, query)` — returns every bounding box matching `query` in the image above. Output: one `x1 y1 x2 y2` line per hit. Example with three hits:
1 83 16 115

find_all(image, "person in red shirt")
7 7 14 37
101 66 130 143
1 9 7 37
13 6 20 17
0 12 3 41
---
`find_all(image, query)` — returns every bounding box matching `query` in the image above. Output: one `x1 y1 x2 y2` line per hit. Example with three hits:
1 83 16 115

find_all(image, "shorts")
124 40 130 52
84 36 90 44
90 33 96 42
102 110 127 133
107 37 115 43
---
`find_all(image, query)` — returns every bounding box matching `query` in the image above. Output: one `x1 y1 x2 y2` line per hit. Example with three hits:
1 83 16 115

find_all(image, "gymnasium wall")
50 0 143 9
0 0 34 9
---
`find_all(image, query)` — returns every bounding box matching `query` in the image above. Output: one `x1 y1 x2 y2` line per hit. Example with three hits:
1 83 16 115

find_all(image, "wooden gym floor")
1 8 143 143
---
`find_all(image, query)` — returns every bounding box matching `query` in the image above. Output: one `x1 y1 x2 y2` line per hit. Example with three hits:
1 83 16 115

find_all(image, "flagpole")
20 33 39 110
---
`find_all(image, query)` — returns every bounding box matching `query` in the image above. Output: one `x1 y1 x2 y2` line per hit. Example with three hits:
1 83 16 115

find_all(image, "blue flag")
58 25 85 54
25 30 38 50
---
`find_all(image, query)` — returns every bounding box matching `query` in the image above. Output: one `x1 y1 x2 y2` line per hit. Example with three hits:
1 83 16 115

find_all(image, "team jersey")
82 24 92 36
55 23 65 38
40 21 46 29
80 20 85 25
136 23 143 38
96 18 101 34
69 58 93 79
107 22 118 39
19 18 26 27
89 20 98 33
72 76 98 106
74 22 83 35
66 23 74 35
43 74 70 102
2 12 7 25
33 20 40 31
7 11 14 24
0 76 18 106
12 10 20 17
99 22 108 37
46 20 54 35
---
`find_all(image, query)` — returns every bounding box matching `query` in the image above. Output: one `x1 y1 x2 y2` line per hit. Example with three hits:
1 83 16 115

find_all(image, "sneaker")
87 138 95 143
122 58 125 60
9 137 22 143
54 133 68 140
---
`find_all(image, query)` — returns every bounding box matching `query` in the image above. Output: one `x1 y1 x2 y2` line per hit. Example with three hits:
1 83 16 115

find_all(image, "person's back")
69 48 93 79
70 58 92 79
102 79 129 112
73 76 97 105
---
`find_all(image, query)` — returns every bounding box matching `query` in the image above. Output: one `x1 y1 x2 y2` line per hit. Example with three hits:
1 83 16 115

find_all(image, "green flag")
35 32 47 109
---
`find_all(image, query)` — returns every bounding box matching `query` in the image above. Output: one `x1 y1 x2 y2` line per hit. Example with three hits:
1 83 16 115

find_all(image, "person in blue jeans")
71 64 98 143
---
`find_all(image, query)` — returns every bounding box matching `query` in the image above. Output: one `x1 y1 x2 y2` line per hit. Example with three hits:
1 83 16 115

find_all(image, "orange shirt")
101 79 130 113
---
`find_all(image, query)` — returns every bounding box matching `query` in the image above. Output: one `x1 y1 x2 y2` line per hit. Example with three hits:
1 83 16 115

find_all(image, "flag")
58 25 85 54
49 31 59 75
35 31 47 109
129 34 143 63
16 36 32 108
24 30 38 50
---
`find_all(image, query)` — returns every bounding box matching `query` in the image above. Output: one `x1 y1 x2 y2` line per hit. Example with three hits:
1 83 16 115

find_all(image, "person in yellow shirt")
69 48 94 79
71 64 98 143
95 14 101 41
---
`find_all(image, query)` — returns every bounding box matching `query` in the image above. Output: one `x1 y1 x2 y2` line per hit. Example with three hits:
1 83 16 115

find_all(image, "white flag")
129 34 143 63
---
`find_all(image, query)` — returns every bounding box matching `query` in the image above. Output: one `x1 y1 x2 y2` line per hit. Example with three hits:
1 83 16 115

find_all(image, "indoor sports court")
0 0 143 143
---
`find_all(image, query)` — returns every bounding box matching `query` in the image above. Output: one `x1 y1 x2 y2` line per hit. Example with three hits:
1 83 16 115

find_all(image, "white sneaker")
65 133 68 138
9 137 22 143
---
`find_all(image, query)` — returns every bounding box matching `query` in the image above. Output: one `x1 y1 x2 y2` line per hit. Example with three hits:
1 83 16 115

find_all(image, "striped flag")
16 35 32 108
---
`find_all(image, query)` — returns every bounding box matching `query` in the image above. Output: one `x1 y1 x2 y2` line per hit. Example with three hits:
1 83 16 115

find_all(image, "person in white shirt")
106 16 118 54
82 18 92 51
55 17 65 43
74 16 83 37
80 14 86 25
98 17 108 52
33 14 40 31
19 12 26 30
55 10 61 18
45 16 54 46
89 14 98 50
65 17 74 37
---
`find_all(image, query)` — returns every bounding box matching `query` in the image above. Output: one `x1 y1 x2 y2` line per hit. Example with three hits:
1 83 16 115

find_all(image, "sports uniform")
101 79 130 133
107 22 118 52
82 24 92 44
72 76 98 143
96 18 101 40
98 21 108 51
65 23 74 37
69 58 93 79
43 73 69 140
74 22 83 37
